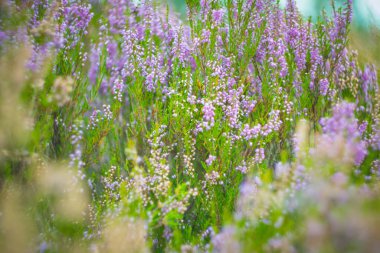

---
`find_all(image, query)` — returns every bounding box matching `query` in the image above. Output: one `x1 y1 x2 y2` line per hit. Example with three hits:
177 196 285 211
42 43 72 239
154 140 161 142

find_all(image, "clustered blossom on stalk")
201 101 216 131
21 0 93 72
58 1 93 49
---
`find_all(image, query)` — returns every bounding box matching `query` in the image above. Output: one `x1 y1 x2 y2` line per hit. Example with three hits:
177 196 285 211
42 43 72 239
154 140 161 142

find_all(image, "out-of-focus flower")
316 102 367 166
49 76 74 106
212 226 240 253
206 155 216 166
319 78 329 96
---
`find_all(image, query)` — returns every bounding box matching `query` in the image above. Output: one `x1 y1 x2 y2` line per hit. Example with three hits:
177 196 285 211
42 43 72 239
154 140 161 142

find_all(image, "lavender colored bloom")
320 102 356 134
57 2 93 49
319 102 367 165
145 72 156 91
369 125 380 151
361 65 377 103
200 0 210 22
212 9 225 25
236 163 248 174
353 143 368 166
112 78 125 102
285 0 299 48
319 78 329 96
178 39 191 64
189 56 197 71
329 0 352 43
241 124 261 141
212 226 240 253
202 102 215 125
26 43 52 72
88 44 100 84
106 39 118 70
254 147 265 164
261 110 282 136
206 155 216 166
241 99 256 116
201 29 211 44
358 122 368 135
108 0 128 34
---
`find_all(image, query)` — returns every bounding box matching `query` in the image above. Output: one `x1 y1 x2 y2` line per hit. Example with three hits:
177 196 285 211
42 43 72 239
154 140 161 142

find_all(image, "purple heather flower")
319 78 329 96
106 39 118 70
241 124 261 140
330 1 352 43
254 148 265 164
212 226 240 253
369 124 380 151
201 29 211 44
212 9 225 25
108 0 128 34
88 44 100 84
361 65 377 103
112 78 125 102
319 102 367 165
236 164 248 174
56 2 93 49
189 56 197 71
202 102 215 125
261 110 282 136
206 155 216 166
200 0 210 20
358 122 368 135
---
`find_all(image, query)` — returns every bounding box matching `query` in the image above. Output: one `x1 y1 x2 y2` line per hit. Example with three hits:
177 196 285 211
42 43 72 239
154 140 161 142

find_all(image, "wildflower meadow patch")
0 0 379 252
